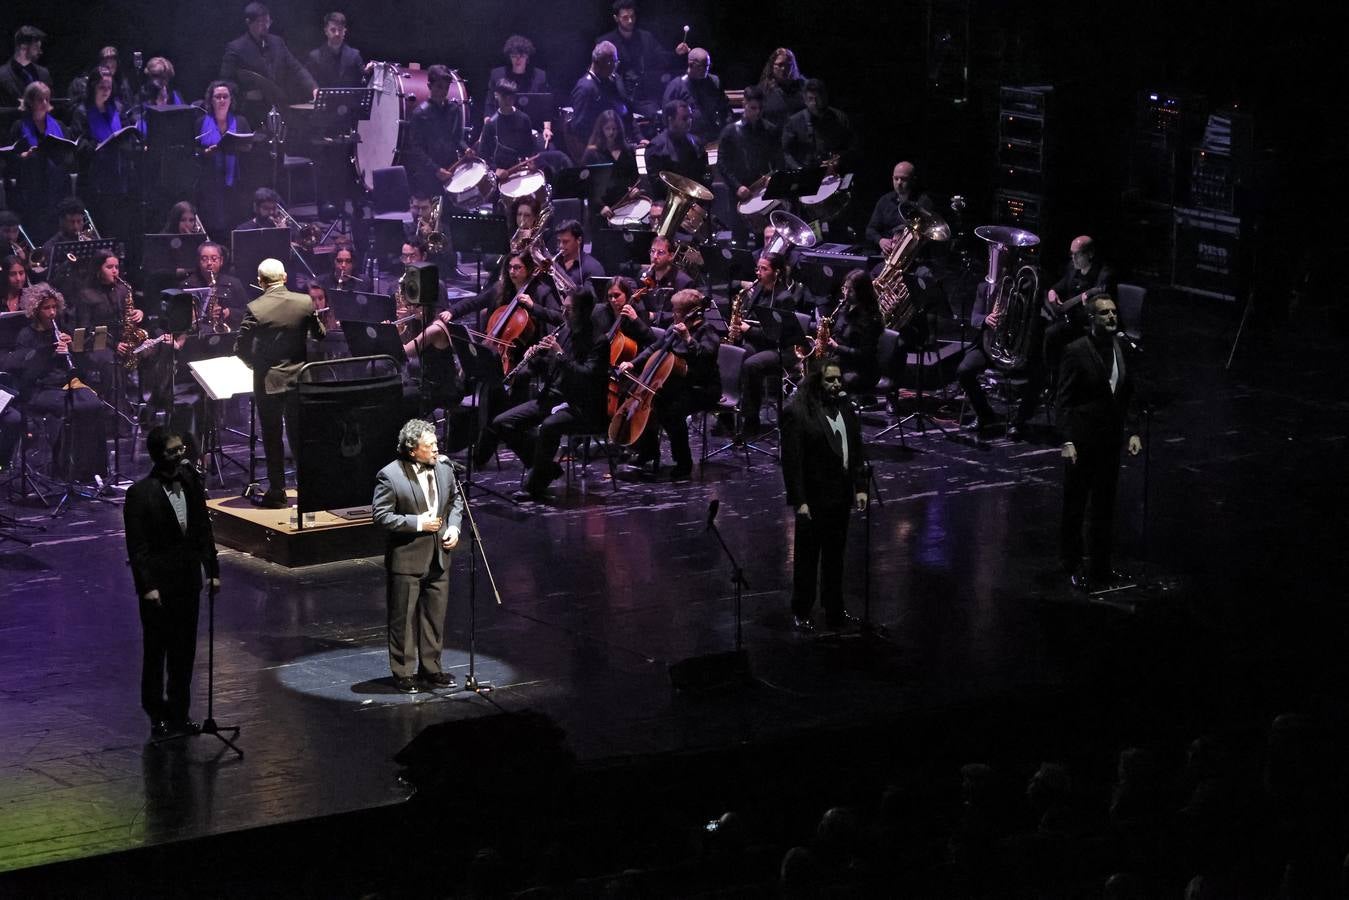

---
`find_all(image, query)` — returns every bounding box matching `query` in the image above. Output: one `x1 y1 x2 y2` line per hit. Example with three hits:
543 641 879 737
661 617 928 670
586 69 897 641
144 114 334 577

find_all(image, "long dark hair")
794 354 841 416
585 109 627 155
497 252 535 304
841 269 881 325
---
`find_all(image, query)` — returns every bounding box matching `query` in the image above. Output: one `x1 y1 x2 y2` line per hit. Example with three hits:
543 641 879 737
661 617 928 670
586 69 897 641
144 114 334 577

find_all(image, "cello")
607 307 703 446
485 262 544 375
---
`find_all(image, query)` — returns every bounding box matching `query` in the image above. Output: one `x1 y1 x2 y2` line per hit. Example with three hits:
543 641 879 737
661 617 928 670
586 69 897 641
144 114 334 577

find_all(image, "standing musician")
304 11 365 88
554 219 606 288
195 80 254 240
219 3 318 110
581 110 639 228
866 161 934 255
232 258 326 508
182 241 248 331
642 99 710 195
123 427 220 738
757 47 806 131
717 85 783 241
1043 235 1116 385
1057 295 1140 592
404 65 468 200
567 42 631 160
5 284 107 482
7 81 73 242
477 78 535 173
492 286 608 502
725 253 805 437
662 48 732 144
616 288 719 480
781 357 869 632
0 25 51 109
371 418 463 694
782 79 857 172
827 269 884 395
640 235 692 326
484 34 550 119
597 0 689 121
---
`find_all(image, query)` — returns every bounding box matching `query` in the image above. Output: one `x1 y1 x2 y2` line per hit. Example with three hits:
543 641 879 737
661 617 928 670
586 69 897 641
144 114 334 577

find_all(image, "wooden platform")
207 491 383 567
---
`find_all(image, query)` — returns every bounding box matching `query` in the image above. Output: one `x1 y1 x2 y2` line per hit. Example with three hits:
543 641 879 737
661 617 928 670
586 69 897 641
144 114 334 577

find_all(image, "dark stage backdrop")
5 1 1344 266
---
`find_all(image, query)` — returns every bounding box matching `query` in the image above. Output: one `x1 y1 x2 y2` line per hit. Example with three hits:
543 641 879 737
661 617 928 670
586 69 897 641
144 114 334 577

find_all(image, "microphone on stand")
437 453 467 476
705 498 719 531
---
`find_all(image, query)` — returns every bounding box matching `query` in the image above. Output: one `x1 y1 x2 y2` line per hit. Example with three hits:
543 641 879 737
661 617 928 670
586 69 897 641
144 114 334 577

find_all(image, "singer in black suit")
781 358 869 631
232 257 326 508
1056 296 1141 591
371 419 465 693
123 428 221 738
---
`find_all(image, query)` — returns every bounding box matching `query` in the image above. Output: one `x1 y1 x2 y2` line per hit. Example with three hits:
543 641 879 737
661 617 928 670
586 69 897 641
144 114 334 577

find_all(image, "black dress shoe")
418 670 455 688
669 463 692 481
150 719 171 739
826 611 861 629
260 489 288 509
1069 572 1091 592
169 718 201 736
394 676 420 693
792 615 816 633
1006 422 1024 440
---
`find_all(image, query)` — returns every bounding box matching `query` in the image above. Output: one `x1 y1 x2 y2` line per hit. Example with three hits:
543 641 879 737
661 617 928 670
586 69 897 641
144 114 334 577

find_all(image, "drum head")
800 174 840 205
611 197 652 226
739 194 777 215
448 158 488 192
501 168 547 199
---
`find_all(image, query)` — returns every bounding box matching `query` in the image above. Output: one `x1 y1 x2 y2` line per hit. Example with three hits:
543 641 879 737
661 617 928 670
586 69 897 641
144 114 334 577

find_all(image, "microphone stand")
704 500 750 656
451 463 503 694
859 457 887 635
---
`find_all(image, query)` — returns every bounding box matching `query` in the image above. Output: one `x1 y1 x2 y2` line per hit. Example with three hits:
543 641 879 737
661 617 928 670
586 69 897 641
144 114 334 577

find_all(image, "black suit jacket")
1056 334 1138 451
781 396 867 513
220 32 316 104
305 43 365 88
371 458 465 576
233 284 326 394
124 469 220 597
0 58 51 109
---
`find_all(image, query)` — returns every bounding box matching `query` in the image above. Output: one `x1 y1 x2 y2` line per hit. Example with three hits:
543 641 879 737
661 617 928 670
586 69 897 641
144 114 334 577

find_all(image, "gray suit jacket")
372 458 465 575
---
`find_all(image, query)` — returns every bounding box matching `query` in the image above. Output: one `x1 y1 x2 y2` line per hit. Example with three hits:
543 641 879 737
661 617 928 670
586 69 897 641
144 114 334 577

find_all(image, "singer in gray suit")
372 419 465 693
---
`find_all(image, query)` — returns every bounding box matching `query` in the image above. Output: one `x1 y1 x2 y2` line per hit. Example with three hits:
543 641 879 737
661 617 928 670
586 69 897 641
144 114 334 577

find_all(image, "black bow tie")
156 467 184 485
414 461 435 474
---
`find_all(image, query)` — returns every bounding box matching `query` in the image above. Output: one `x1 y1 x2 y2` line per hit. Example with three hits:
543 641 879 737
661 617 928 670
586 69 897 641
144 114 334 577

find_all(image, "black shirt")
717 118 783 194
662 74 732 143
782 106 857 171
642 130 708 195
404 99 467 197
305 43 365 88
478 109 535 169
569 71 631 150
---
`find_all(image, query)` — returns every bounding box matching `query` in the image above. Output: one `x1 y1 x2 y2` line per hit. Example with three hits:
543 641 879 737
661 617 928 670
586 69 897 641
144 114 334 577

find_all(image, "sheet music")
188 355 255 400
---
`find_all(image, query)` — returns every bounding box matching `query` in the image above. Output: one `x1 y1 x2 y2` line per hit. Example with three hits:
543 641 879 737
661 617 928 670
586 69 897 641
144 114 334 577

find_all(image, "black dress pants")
494 397 591 491
255 387 295 491
139 590 201 722
792 504 851 622
1061 441 1122 580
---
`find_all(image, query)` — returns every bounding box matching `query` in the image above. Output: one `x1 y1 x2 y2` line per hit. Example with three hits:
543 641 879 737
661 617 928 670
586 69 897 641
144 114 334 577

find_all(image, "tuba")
974 225 1041 370
873 203 950 329
762 209 818 263
654 171 713 277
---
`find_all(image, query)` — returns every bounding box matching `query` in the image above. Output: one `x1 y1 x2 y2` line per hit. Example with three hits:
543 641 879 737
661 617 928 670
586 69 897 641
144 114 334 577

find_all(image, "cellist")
614 288 719 480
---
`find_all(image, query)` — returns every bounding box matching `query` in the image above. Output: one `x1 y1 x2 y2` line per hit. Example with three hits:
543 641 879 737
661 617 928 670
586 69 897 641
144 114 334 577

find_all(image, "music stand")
550 161 611 200
313 87 374 123
188 354 254 488
446 213 508 291
762 166 828 202
51 239 122 284
231 227 291 295
515 92 556 132
591 227 655 277
340 321 406 365
0 311 26 351
328 288 394 323
181 334 244 485
142 233 208 276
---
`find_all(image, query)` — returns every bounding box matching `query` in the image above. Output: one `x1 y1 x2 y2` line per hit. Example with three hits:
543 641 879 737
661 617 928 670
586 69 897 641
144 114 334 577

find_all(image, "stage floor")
2 296 1347 879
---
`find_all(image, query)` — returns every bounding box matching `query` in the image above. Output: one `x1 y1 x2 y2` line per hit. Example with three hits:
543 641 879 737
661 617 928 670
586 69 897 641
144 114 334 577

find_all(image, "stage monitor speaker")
402 261 439 306
668 649 751 693
394 710 571 793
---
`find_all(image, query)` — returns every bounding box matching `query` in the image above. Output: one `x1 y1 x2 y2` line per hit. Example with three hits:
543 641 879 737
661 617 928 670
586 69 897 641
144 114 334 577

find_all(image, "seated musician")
957 271 1047 439
405 189 457 275
1 212 33 275
615 288 719 480
593 275 655 353
39 200 90 291
182 241 248 330
641 235 692 327
717 85 783 241
554 219 605 288
782 79 857 171
1042 235 1116 387
315 244 366 293
306 281 338 332
5 284 106 482
662 48 731 144
642 99 709 195
725 253 805 438
567 41 631 161
485 34 550 119
234 187 282 232
491 286 608 503
448 249 562 332
403 64 468 200
75 248 138 392
478 78 535 176
865 161 934 255
162 201 203 236
305 11 366 88
828 269 884 395
4 253 28 313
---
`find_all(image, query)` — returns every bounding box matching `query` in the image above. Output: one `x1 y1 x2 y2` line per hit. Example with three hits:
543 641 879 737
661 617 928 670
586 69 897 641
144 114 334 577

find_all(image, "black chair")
699 341 751 469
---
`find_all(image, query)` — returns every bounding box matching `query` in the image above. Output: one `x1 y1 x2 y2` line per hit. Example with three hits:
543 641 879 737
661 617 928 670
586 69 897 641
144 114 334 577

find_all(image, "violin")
607 311 703 446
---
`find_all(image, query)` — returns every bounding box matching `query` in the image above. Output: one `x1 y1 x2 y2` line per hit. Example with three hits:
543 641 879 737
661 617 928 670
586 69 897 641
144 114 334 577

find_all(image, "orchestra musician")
477 78 535 172
315 244 364 294
782 78 857 172
553 219 606 288
717 85 783 241
492 286 609 503
828 269 884 395
3 254 28 313
0 25 50 110
219 2 317 111
5 284 107 483
594 275 655 351
757 47 806 131
182 241 248 330
567 41 630 160
484 34 550 119
866 161 934 255
781 357 869 632
641 235 692 327
642 99 710 195
195 80 254 240
234 187 282 232
406 189 456 275
662 48 732 144
581 110 639 228
404 65 468 201
162 201 203 236
958 276 1047 439
1043 235 1116 387
597 0 689 120
75 248 137 392
1 212 31 273
304 11 366 88
449 249 561 330
7 81 73 241
725 253 805 438
232 257 326 508
615 288 719 480
38 200 90 292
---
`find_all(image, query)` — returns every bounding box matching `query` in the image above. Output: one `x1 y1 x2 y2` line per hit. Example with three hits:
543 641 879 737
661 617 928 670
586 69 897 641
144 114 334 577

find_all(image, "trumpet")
271 201 322 251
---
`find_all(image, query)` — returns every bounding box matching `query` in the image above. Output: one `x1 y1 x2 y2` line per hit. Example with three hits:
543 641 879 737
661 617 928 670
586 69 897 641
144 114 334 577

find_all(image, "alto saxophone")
204 270 228 334
117 276 149 369
722 285 752 345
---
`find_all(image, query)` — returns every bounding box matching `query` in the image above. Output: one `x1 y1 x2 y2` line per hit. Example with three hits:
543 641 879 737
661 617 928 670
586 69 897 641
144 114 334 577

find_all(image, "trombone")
418 195 447 255
79 208 101 241
270 201 322 251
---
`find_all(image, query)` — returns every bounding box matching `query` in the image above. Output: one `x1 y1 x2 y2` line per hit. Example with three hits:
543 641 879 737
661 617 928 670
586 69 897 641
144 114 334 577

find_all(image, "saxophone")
117 277 149 369
796 297 841 360
204 270 228 334
722 285 752 345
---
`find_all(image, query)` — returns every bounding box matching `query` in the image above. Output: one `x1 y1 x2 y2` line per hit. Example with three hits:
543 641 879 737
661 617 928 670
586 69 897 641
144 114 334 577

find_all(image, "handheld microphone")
1118 333 1142 354
705 498 719 531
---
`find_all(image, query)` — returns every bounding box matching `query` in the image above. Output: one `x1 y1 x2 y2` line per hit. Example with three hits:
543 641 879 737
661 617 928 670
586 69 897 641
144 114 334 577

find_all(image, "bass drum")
799 172 852 222
355 63 467 191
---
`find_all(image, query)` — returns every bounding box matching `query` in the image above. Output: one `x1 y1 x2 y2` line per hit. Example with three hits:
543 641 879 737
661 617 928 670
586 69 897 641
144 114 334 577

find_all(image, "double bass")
607 307 703 446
